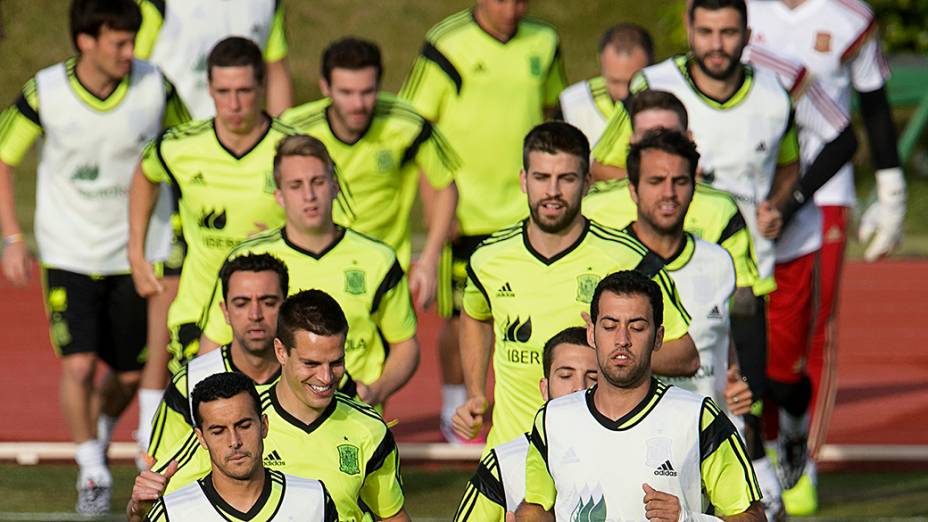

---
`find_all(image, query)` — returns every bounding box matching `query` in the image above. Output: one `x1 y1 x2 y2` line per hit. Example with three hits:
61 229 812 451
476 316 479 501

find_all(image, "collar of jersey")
324 100 379 146
470 8 520 44
270 383 338 434
212 113 273 160
587 76 618 120
282 226 346 260
674 54 754 110
587 178 629 197
64 56 131 112
585 378 668 431
224 345 282 386
199 468 273 521
522 218 590 266
623 225 695 272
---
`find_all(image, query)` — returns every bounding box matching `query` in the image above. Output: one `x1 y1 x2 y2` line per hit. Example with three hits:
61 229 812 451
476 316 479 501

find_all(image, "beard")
693 49 743 81
529 197 582 234
600 353 651 389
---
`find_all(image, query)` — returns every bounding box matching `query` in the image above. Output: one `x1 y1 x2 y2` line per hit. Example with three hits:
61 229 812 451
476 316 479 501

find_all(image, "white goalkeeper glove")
858 168 906 262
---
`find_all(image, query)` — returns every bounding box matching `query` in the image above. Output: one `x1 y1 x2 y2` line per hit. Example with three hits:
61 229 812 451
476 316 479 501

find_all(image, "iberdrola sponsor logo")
71 164 99 182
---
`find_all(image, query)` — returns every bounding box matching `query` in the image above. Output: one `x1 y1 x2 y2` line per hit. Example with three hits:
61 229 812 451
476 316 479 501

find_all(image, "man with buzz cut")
199 134 419 408
145 290 410 522
400 0 567 442
560 23 654 149
453 326 598 521
128 36 301 383
281 37 459 308
129 372 339 522
516 270 765 522
0 0 188 512
453 121 697 451
146 253 289 466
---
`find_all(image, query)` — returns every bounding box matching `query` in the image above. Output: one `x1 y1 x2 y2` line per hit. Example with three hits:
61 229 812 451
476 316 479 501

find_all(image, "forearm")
420 182 457 263
768 162 799 209
591 160 627 183
780 126 858 223
373 337 420 400
0 162 22 238
859 86 901 169
651 334 699 377
128 167 160 263
379 508 411 522
719 501 766 521
265 58 293 117
515 502 554 522
459 313 493 398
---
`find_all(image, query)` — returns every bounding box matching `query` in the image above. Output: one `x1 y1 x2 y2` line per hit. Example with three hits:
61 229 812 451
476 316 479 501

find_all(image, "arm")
128 164 164 297
650 334 699 377
454 312 493 439
515 502 554 522
0 160 30 285
379 509 411 522
265 58 293 116
518 410 557 521
453 451 508 522
591 160 628 183
409 175 457 307
127 460 178 522
361 337 419 407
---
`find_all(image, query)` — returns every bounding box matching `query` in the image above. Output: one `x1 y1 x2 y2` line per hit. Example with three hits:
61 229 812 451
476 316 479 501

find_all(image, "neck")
216 114 269 156
326 106 364 143
473 8 515 42
228 342 279 384
211 467 265 514
631 221 683 260
592 376 652 421
286 223 339 255
782 0 806 8
275 382 327 425
526 216 586 259
74 56 121 99
688 59 743 102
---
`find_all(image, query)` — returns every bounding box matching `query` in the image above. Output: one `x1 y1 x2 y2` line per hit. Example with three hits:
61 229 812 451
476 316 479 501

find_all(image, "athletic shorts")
436 234 489 318
766 252 818 384
42 267 147 372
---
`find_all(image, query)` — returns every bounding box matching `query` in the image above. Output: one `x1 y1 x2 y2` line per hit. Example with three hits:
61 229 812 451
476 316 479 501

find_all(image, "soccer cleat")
782 472 818 516
75 475 112 515
776 434 807 490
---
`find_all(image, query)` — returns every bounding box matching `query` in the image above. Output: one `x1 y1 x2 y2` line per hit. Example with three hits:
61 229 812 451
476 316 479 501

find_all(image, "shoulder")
373 93 431 131
744 45 808 95
228 227 284 256
588 221 649 255
586 178 629 198
333 393 389 439
279 98 330 130
425 9 474 44
344 228 398 263
470 223 525 263
693 183 740 212
692 235 736 269
519 16 560 42
270 118 302 137
159 118 214 145
279 469 324 492
749 65 793 103
560 78 592 103
825 0 876 24
662 382 707 409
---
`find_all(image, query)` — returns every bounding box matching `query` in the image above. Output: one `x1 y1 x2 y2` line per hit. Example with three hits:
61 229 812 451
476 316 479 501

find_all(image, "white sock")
96 415 117 452
75 440 110 486
136 388 164 452
441 385 467 425
753 456 782 498
778 409 809 439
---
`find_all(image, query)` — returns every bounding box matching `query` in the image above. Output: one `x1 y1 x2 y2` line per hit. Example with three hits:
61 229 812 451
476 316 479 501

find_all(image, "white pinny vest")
494 434 530 512
560 80 610 148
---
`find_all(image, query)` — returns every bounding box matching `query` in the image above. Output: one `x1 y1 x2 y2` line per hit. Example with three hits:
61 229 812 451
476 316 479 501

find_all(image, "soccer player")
517 271 764 521
453 326 598 521
748 0 907 513
146 290 409 521
128 36 300 377
0 0 187 513
400 0 567 441
560 23 653 147
453 121 696 450
281 37 459 306
134 0 292 117
199 135 418 408
146 253 288 466
129 373 338 522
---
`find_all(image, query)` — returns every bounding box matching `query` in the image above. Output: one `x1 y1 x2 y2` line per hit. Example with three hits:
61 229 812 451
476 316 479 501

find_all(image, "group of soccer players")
0 0 908 519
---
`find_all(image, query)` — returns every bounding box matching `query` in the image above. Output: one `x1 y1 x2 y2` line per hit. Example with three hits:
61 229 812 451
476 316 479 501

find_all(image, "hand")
452 396 487 440
408 257 438 309
756 201 783 240
356 381 386 407
129 256 164 298
859 168 906 262
127 460 177 522
1 240 31 286
725 367 752 416
642 483 681 522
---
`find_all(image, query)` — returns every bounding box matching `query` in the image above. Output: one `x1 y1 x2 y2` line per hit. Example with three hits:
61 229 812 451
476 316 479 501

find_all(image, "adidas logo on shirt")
496 282 515 297
191 172 206 185
707 305 722 320
654 460 677 477
264 450 285 466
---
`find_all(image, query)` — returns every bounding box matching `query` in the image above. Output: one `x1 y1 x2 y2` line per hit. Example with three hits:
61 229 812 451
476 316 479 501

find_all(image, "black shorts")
436 234 490 318
42 268 147 372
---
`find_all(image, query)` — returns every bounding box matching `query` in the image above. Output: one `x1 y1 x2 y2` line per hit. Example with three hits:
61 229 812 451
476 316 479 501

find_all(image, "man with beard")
145 253 288 466
452 121 697 450
131 373 338 522
281 38 459 308
517 271 764 522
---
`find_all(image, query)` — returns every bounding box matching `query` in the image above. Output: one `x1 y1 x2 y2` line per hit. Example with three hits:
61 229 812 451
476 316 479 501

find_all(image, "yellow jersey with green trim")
583 179 760 291
156 388 405 522
524 380 761 518
140 118 299 335
281 92 460 268
463 220 690 448
145 469 339 522
200 227 417 386
135 0 288 119
0 57 189 274
454 434 530 521
596 55 799 295
558 76 619 147
146 345 281 465
399 9 567 235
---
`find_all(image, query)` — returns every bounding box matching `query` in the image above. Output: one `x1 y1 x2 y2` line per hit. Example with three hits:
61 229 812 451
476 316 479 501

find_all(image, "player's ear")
220 300 232 325
539 378 549 402
319 78 331 97
652 325 665 352
586 318 596 348
519 169 528 194
75 33 96 55
194 427 208 450
628 179 639 205
273 338 288 364
260 414 269 438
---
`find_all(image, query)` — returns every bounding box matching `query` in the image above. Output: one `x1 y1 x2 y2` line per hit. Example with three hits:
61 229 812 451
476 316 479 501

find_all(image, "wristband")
3 233 24 247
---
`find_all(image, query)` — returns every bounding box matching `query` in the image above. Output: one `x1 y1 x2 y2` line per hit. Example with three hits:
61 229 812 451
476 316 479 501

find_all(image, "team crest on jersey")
815 31 832 53
529 56 542 77
337 444 360 475
576 274 601 304
569 495 607 522
344 269 367 295
376 150 395 172
71 164 99 182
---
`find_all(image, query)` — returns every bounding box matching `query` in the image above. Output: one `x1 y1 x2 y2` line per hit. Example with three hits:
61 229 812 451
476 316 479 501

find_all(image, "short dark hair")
219 253 289 301
321 37 383 84
590 270 663 328
70 0 141 50
191 372 262 428
689 0 748 29
207 36 266 85
523 121 591 176
628 90 689 132
598 23 655 64
276 290 349 352
626 129 700 187
273 134 338 187
542 327 591 379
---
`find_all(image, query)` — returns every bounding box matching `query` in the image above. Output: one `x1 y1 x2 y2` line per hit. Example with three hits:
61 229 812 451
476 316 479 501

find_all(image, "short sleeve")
543 45 568 109
134 0 165 60
717 210 759 290
699 398 762 516
461 262 492 321
453 451 507 521
372 260 418 344
140 136 171 184
142 497 168 522
0 79 43 167
653 269 690 342
844 18 890 93
411 121 460 189
359 429 406 519
523 407 556 511
398 42 457 122
264 1 289 62
795 80 848 143
162 78 192 128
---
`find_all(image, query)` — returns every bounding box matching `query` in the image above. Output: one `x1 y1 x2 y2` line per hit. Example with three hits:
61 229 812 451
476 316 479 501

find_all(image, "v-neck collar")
585 378 668 431
270 384 337 434
213 114 273 160
282 226 345 260
624 225 695 272
522 218 590 266
199 468 273 521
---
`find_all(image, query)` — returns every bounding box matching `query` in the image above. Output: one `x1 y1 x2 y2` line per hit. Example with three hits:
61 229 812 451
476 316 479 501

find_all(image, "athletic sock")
75 440 111 486
136 388 164 452
96 415 117 453
753 456 782 506
779 408 810 440
440 384 467 426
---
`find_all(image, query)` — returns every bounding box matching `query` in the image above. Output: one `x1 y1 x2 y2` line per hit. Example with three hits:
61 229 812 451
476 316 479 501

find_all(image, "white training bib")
560 79 610 148
185 348 229 418
494 434 530 513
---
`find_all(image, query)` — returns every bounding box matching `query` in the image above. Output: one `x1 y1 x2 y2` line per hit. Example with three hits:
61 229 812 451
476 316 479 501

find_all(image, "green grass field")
0 464 926 520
